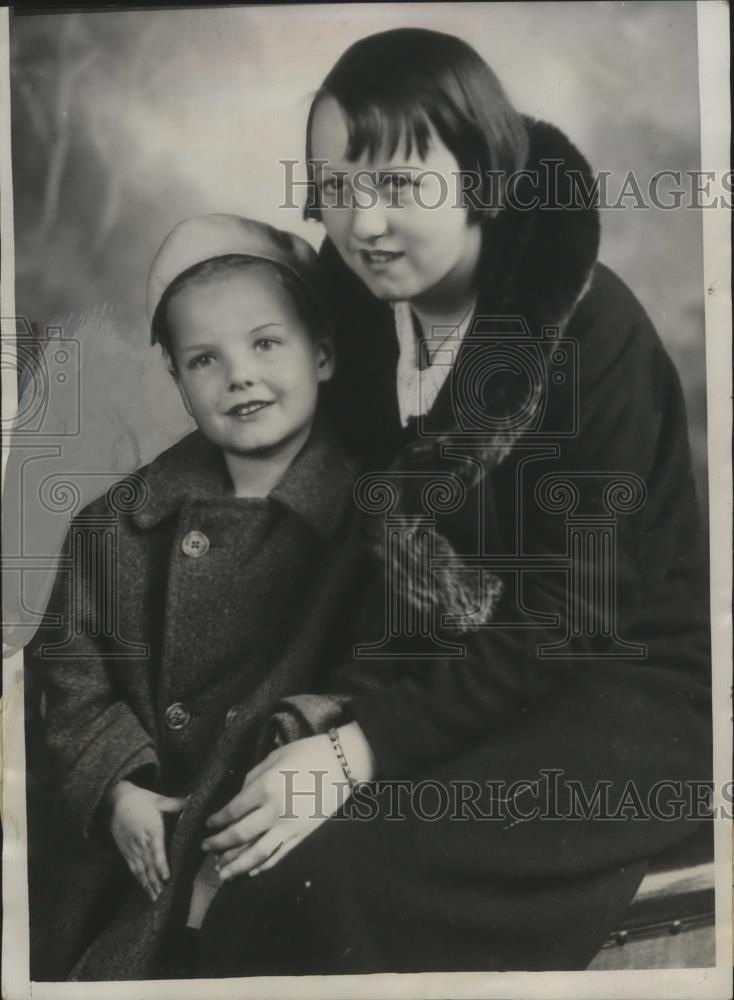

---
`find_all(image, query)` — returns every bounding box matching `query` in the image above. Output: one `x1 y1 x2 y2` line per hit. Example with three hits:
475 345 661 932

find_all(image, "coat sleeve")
28 517 160 840
252 693 353 759
326 268 711 781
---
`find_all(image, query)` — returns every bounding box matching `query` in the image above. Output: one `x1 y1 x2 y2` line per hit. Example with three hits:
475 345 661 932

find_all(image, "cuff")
55 702 160 840
254 693 352 760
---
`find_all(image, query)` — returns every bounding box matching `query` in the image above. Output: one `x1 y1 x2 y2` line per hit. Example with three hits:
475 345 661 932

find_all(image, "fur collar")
476 116 600 331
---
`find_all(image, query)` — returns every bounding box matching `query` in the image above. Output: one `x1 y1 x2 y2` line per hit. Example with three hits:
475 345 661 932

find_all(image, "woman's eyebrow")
320 163 422 176
376 164 422 172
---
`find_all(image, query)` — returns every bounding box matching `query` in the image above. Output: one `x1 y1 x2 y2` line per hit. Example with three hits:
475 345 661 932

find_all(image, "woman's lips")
226 401 273 417
359 249 404 271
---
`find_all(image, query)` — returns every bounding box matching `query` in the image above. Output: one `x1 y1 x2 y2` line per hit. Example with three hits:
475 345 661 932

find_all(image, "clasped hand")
201 732 353 881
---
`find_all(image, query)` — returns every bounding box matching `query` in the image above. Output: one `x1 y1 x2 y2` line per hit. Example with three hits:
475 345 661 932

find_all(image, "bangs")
303 28 529 222
338 97 434 164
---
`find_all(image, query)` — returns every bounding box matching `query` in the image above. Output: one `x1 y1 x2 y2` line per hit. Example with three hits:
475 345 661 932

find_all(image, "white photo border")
1 3 731 998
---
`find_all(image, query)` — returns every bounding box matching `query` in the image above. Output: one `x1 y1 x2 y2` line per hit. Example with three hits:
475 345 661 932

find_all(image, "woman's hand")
202 722 376 881
106 780 187 901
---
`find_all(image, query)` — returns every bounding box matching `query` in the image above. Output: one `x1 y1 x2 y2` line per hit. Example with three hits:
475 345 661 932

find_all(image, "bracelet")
328 727 357 790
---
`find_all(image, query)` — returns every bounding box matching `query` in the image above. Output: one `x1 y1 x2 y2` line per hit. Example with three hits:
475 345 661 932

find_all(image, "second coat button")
164 702 191 730
181 530 209 558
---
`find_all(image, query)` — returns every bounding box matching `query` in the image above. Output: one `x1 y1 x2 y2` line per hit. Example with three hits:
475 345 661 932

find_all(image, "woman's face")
309 97 482 309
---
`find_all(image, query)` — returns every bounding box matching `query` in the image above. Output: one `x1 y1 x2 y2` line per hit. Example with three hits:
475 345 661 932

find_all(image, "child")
27 214 374 981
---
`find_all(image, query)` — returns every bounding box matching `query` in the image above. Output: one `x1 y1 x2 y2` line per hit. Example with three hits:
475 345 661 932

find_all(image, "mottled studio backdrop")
5 2 706 645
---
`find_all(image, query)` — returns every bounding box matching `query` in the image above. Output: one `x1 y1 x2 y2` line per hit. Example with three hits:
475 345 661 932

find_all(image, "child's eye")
254 337 280 352
187 352 215 370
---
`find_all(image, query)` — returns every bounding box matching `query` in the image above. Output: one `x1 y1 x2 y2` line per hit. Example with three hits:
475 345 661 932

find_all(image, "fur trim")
375 517 504 631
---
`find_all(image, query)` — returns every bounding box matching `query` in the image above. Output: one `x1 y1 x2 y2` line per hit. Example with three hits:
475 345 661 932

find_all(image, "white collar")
393 300 475 427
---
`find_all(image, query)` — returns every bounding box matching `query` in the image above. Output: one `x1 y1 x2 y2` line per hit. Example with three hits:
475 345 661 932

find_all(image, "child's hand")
106 780 187 901
202 724 375 882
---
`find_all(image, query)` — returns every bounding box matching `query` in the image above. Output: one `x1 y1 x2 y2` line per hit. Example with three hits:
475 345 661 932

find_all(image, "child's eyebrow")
177 323 283 354
179 343 215 355
248 322 283 335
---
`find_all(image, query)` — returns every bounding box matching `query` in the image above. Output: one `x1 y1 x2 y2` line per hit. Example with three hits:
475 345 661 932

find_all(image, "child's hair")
304 27 529 221
152 254 333 361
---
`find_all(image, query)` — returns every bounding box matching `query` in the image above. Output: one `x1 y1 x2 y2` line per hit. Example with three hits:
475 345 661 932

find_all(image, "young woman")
196 27 711 975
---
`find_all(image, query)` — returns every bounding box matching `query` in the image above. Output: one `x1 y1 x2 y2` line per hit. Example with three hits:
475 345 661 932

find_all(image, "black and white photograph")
1 3 731 997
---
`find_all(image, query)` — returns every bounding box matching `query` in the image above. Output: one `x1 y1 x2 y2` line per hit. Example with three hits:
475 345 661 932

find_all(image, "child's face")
166 265 333 458
310 96 482 308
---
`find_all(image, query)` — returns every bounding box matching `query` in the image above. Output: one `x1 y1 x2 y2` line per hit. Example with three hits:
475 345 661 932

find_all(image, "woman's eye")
254 337 279 351
187 352 215 370
380 173 412 192
321 177 344 196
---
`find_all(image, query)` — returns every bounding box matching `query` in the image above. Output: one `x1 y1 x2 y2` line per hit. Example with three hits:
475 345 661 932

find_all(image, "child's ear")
315 338 335 383
165 355 194 418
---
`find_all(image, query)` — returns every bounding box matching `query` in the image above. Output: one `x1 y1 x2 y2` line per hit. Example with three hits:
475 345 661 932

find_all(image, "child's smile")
226 400 274 418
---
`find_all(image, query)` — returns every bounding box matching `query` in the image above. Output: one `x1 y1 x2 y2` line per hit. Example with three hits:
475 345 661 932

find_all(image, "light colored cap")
147 213 322 342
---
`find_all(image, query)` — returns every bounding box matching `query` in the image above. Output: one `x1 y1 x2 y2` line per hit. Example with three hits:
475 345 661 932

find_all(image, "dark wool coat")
25 421 365 981
196 118 713 977
314 117 711 783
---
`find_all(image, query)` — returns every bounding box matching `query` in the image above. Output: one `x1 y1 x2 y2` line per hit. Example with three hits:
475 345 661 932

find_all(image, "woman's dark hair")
152 255 333 361
304 27 529 222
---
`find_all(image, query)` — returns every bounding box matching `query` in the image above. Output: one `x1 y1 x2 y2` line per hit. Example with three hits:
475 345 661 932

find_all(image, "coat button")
165 702 191 730
181 530 209 558
225 705 243 727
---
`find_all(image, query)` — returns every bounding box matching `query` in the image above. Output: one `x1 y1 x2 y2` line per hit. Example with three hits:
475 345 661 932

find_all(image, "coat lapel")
131 416 359 540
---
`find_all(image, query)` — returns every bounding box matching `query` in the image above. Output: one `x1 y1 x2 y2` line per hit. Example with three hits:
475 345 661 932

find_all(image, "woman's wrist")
334 720 377 784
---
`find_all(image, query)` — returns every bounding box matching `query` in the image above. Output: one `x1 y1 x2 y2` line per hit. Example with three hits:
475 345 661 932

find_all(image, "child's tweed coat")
26 420 365 980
